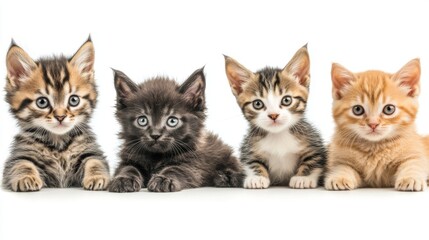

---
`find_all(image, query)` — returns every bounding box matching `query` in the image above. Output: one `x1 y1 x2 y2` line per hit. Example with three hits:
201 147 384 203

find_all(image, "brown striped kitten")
225 45 327 189
2 37 110 192
325 59 429 191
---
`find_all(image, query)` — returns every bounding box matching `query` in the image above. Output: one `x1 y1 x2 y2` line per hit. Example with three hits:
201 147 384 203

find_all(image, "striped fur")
326 59 429 191
225 45 327 189
2 38 109 192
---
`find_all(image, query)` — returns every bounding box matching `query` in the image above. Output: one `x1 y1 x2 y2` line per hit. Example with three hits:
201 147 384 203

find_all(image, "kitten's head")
5 37 97 135
331 59 420 142
225 45 310 133
113 68 206 154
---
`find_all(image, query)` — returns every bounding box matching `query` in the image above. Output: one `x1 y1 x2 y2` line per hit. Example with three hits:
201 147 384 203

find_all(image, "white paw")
395 177 426 191
289 175 318 189
244 175 270 189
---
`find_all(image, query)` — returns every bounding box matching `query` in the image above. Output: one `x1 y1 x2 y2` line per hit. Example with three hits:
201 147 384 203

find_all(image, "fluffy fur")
109 68 243 193
325 59 429 191
225 45 326 189
2 37 109 191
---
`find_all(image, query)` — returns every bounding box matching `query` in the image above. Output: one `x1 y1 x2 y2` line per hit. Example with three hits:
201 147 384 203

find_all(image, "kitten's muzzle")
54 115 66 123
150 134 161 141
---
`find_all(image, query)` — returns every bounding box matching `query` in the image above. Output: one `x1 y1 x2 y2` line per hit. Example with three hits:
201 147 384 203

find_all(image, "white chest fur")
255 130 303 185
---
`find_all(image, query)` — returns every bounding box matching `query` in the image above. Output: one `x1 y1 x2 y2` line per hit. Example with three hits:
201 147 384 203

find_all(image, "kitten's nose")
268 114 279 120
150 134 161 141
368 123 379 130
54 115 66 123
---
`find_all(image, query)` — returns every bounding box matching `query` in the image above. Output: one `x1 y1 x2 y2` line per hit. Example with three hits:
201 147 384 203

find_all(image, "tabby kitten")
325 59 429 191
225 45 326 189
108 68 243 192
2 37 110 191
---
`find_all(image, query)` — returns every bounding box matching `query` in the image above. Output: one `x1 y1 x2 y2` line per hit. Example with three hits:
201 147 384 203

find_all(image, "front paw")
395 177 426 191
325 175 358 191
83 174 110 191
108 176 141 193
147 175 181 192
243 175 270 189
11 175 43 192
289 175 318 189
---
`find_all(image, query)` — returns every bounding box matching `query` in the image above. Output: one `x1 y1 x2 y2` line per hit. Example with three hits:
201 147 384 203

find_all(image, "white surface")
1 0 429 239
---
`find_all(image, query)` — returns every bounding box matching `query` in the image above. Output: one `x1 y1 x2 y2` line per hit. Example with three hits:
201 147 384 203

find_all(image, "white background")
1 0 429 239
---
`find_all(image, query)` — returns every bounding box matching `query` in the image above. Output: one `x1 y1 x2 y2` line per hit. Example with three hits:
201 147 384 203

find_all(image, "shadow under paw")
147 175 181 192
108 176 141 193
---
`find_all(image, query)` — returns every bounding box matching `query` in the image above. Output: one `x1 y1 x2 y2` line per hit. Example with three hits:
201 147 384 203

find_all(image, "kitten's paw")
148 175 182 192
83 174 110 191
325 176 357 190
395 177 426 191
289 175 318 189
108 176 141 193
11 175 43 192
243 175 270 189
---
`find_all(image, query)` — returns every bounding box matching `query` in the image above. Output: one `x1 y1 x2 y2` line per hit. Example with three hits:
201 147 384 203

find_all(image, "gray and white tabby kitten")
224 45 327 189
109 68 244 192
2 37 110 191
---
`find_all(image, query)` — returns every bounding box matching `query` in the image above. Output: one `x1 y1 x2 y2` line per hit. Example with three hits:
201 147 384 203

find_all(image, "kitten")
2 37 110 191
108 68 243 192
325 59 429 191
224 45 326 189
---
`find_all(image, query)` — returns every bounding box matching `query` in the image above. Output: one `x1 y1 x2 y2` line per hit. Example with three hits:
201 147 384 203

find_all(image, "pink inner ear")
8 56 26 80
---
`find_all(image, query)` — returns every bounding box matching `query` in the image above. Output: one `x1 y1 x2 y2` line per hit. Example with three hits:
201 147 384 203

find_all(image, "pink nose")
268 114 279 120
368 123 379 130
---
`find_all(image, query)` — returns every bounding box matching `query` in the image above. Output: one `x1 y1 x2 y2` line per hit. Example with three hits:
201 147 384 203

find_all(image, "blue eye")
252 100 264 110
166 117 179 127
36 97 49 109
383 104 396 115
281 96 292 106
69 95 80 107
137 116 148 126
352 105 365 116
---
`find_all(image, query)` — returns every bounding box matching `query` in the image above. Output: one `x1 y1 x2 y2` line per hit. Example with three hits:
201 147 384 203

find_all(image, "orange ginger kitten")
325 59 429 191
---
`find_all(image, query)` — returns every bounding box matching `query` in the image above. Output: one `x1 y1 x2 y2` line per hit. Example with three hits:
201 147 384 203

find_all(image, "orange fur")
326 59 429 191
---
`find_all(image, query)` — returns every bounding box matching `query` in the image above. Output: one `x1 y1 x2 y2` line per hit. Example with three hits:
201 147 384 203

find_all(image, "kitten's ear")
112 69 138 99
69 36 95 80
179 67 206 110
282 44 310 88
6 40 37 88
224 55 255 96
392 58 420 97
331 63 356 100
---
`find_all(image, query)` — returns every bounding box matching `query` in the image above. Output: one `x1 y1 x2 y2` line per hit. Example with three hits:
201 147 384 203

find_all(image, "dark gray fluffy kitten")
109 68 244 192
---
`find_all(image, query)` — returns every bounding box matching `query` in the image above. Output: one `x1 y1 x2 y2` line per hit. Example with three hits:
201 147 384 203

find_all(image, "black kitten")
109 68 244 192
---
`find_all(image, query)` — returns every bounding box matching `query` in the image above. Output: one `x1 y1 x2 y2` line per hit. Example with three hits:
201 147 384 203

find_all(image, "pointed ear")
179 67 206 110
331 63 356 100
392 58 420 97
113 69 138 101
69 37 95 79
6 40 37 88
282 44 310 88
224 55 255 96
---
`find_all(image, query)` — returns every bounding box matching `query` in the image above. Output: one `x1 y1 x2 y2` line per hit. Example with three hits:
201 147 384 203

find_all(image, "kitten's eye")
252 100 264 110
281 96 293 106
68 95 80 107
383 104 396 115
352 105 365 116
137 116 148 127
166 117 179 127
36 97 50 109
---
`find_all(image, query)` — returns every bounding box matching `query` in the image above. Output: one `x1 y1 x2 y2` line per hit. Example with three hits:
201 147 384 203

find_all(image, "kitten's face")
5 39 97 135
114 68 206 154
225 46 310 133
331 59 420 142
